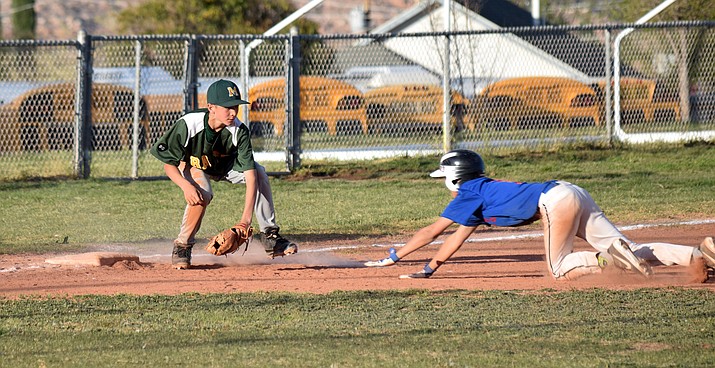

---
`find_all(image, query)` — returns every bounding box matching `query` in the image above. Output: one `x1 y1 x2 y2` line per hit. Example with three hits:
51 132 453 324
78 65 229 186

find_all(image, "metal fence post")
184 35 199 112
287 32 302 171
240 39 250 124
74 30 93 179
442 1 452 153
131 39 143 178
604 29 613 146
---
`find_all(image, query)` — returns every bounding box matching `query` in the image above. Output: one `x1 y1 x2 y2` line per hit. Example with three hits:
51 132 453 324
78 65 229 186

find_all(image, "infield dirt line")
303 219 715 253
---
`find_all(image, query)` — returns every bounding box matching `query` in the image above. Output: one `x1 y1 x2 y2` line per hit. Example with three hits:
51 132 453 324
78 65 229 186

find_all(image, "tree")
609 0 715 23
610 0 715 123
116 0 324 81
12 0 35 39
117 0 318 35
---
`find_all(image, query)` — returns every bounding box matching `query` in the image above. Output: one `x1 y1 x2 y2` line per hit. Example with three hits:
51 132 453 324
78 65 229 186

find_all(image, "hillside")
0 0 417 40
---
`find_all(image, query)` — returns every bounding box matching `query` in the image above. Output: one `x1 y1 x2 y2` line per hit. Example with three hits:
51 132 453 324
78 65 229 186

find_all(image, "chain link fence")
612 23 715 143
0 21 713 180
0 40 79 178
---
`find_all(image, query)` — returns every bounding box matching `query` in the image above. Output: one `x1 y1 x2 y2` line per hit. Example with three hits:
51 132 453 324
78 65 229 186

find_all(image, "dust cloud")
86 238 366 268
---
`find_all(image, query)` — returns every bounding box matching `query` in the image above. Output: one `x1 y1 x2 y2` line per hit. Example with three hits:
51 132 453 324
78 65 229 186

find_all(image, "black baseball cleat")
172 242 193 270
256 227 298 259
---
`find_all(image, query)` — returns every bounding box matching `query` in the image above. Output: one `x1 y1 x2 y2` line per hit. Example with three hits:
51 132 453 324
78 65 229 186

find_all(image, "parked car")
245 76 367 137
471 76 601 130
0 82 148 152
364 84 467 134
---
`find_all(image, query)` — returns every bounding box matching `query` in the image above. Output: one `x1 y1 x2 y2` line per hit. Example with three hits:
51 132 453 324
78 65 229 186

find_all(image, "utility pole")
363 0 371 32
11 0 35 39
531 0 541 26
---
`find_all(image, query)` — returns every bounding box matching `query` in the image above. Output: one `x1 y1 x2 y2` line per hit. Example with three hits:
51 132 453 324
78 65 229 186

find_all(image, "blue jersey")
441 177 558 227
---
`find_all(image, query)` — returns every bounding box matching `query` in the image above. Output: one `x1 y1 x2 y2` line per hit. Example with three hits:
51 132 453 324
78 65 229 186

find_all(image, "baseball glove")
205 223 253 256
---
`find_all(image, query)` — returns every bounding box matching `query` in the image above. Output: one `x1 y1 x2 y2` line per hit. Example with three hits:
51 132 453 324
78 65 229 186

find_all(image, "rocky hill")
1 0 417 40
1 0 144 40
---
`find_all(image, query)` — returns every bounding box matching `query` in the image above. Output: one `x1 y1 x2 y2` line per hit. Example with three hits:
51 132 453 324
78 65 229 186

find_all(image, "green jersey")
150 109 255 177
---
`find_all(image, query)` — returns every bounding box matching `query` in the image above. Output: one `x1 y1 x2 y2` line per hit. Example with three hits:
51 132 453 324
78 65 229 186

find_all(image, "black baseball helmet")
430 150 485 190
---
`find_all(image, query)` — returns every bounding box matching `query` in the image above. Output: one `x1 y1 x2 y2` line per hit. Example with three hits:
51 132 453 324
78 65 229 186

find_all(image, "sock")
389 247 400 262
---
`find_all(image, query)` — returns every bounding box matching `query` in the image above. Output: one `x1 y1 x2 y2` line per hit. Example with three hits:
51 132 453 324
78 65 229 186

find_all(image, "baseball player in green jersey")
150 79 297 269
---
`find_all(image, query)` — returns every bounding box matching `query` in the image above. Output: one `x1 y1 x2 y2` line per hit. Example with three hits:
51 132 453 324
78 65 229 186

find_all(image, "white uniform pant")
175 162 277 246
539 181 696 280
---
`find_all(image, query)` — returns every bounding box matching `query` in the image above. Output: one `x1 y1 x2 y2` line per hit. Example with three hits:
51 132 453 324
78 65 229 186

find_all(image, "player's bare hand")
182 186 205 206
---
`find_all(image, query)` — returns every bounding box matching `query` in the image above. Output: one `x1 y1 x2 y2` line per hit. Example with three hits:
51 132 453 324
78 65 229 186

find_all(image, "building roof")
364 0 612 80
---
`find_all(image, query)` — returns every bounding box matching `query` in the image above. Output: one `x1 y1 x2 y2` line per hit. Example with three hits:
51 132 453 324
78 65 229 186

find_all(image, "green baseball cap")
206 79 249 107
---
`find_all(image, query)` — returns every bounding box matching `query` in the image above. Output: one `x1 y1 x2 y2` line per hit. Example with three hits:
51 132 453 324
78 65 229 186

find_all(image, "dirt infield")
1 222 714 298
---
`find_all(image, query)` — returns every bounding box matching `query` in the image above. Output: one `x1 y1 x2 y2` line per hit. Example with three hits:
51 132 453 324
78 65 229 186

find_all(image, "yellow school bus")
363 84 468 134
606 77 680 124
246 76 367 136
0 83 148 152
142 93 184 145
473 76 601 130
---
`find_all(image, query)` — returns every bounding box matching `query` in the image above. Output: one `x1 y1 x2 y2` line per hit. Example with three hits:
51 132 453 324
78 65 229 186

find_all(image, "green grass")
1 143 715 367
1 142 714 253
1 289 714 367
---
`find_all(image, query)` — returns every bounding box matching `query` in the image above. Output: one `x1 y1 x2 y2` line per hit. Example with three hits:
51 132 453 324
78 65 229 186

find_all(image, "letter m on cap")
227 86 238 97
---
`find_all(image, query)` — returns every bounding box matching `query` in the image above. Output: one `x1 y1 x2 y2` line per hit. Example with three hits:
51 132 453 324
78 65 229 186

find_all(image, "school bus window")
250 97 281 112
113 90 134 121
571 94 595 108
20 91 54 123
337 95 363 110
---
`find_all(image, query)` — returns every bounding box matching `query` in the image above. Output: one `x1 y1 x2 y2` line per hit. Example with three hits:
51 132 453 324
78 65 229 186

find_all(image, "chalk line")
304 219 715 253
